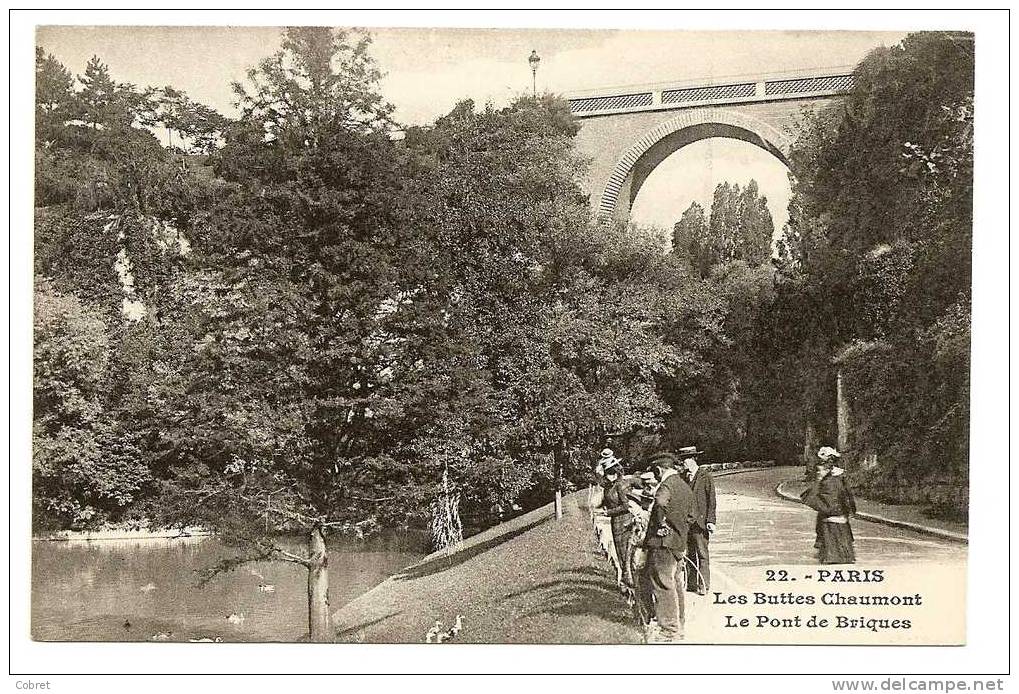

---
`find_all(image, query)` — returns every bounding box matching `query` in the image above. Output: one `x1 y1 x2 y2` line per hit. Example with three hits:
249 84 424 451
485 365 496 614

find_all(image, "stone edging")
774 480 968 545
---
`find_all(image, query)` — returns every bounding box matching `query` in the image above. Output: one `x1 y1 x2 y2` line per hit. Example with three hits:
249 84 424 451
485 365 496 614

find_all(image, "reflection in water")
32 532 427 642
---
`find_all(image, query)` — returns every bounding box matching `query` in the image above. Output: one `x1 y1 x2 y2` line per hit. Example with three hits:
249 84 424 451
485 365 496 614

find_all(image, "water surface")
32 532 427 642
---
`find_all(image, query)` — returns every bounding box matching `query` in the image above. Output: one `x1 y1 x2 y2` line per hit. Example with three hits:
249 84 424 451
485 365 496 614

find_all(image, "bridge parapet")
567 67 855 118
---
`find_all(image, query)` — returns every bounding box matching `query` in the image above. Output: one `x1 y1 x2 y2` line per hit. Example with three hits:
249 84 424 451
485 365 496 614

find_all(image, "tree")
776 32 973 513
142 86 228 157
674 181 774 277
707 180 774 269
33 279 150 529
74 56 145 132
35 48 74 148
151 27 445 642
407 96 695 520
672 201 706 272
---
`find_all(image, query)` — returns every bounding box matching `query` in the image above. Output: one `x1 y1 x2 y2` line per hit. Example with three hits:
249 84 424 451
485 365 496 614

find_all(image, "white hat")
817 446 841 461
600 448 614 459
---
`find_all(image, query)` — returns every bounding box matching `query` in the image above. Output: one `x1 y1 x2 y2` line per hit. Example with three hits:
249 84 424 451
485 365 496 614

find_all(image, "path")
332 467 967 644
713 468 966 566
679 468 967 644
333 494 643 644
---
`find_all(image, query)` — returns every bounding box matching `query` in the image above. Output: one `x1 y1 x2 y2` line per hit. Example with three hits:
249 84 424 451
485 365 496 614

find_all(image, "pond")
31 532 429 642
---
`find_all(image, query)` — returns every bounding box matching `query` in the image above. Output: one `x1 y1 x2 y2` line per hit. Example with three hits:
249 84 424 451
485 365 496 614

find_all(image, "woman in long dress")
595 458 634 588
801 447 857 564
624 476 658 629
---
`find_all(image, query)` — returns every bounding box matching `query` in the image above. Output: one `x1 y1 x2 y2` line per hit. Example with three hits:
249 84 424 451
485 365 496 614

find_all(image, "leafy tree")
672 201 706 271
149 27 445 642
777 32 973 513
33 279 150 529
673 180 774 276
407 97 701 518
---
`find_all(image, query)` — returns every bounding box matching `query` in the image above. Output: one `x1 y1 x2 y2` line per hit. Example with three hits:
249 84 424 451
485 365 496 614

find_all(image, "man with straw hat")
679 445 715 596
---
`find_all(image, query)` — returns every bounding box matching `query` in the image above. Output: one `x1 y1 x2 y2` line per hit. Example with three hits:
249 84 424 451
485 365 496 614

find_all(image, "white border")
7 7 1012 684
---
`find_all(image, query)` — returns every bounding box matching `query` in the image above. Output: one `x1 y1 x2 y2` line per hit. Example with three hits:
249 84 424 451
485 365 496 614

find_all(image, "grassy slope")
332 490 642 644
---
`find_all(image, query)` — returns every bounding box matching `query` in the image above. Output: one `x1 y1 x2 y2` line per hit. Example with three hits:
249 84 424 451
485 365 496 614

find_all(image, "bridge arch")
596 108 794 221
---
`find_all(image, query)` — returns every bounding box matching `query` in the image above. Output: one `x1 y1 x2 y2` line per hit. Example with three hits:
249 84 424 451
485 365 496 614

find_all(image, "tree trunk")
836 369 851 455
553 440 565 520
307 527 331 642
803 421 818 481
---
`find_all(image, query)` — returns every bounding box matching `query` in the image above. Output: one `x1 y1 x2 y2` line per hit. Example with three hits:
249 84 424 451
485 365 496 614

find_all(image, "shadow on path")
393 515 552 581
334 610 403 641
503 568 634 628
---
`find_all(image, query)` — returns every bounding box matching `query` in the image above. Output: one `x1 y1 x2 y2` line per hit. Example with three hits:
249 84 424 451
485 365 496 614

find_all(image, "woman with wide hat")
594 455 635 589
800 446 857 564
624 473 659 628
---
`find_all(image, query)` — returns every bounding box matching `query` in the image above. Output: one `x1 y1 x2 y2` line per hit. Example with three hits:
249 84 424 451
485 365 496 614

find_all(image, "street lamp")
528 50 540 97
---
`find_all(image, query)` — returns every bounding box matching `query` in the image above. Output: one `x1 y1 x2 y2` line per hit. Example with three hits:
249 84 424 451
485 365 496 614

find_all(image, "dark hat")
627 486 657 505
676 446 704 458
648 451 681 469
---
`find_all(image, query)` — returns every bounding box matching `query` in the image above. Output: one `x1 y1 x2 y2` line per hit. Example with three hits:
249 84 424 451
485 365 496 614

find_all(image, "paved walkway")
333 467 967 644
678 468 967 644
777 475 967 539
716 468 967 565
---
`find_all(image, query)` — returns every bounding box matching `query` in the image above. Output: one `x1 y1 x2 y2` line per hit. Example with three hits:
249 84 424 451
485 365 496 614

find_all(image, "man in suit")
679 446 716 595
642 451 695 642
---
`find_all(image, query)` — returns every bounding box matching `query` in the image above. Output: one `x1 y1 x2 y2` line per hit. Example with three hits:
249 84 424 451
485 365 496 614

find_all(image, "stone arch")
597 108 793 221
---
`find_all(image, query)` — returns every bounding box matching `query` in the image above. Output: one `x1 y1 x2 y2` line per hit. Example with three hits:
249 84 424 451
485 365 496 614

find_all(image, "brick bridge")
567 67 854 221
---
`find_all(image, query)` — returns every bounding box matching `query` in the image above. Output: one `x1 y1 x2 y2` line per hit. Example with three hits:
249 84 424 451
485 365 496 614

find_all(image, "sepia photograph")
10 9 1010 682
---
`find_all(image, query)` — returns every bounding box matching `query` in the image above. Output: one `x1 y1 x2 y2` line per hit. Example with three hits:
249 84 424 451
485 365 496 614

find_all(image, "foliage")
404 96 703 514
34 50 222 218
777 32 973 513
33 279 150 529
30 28 975 539
137 28 453 571
662 179 782 460
674 180 774 277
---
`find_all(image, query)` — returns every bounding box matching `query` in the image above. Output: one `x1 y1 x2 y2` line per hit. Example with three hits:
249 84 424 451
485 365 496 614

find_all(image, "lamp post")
528 50 540 97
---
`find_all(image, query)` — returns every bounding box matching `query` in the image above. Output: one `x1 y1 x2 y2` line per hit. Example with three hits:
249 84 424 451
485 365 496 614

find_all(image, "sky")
36 26 905 233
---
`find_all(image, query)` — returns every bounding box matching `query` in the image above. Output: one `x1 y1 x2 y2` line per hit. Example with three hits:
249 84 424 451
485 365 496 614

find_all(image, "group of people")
592 443 858 643
593 446 716 643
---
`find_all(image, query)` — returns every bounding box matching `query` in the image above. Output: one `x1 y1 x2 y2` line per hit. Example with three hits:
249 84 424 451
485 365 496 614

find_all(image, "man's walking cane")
684 553 706 593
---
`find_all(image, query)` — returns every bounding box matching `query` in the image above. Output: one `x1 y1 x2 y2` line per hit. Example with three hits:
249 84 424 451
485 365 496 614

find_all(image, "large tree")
149 27 449 642
777 32 973 511
407 96 703 518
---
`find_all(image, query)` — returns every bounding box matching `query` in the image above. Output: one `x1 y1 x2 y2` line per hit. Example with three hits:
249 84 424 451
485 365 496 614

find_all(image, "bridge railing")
566 69 855 118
